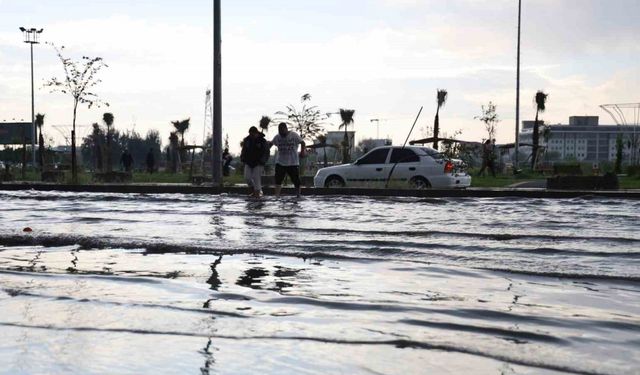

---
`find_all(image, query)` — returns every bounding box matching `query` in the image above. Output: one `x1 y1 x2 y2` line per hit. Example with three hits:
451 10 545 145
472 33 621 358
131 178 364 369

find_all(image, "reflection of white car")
313 146 471 189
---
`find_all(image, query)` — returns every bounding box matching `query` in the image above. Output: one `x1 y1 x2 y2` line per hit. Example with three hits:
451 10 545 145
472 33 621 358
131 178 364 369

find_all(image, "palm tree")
259 116 271 134
172 118 190 148
433 89 448 150
169 131 180 173
172 118 190 163
339 109 355 164
317 134 328 167
35 113 45 169
532 91 548 169
103 112 114 172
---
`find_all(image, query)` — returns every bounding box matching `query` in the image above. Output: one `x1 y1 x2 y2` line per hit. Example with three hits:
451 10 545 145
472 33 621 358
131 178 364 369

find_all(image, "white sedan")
313 146 471 189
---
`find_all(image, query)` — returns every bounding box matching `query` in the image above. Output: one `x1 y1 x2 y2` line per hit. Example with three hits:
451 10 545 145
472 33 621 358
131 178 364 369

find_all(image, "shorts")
275 164 301 188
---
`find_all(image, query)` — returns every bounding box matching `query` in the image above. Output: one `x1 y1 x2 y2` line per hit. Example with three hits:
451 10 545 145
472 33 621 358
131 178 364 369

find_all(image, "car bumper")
313 175 325 188
430 174 471 188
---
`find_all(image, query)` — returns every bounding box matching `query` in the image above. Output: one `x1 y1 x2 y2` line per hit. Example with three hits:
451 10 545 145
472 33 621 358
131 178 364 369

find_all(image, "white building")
519 116 639 164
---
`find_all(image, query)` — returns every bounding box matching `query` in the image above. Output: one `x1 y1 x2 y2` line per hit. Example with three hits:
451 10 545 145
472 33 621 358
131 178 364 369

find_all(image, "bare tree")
44 44 108 183
275 94 327 143
475 102 500 142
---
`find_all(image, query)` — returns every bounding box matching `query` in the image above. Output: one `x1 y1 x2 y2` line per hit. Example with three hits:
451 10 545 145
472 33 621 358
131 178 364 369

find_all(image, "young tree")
35 113 45 168
275 94 327 143
433 89 448 150
532 91 548 169
44 44 109 183
103 112 114 172
339 109 355 164
475 101 500 142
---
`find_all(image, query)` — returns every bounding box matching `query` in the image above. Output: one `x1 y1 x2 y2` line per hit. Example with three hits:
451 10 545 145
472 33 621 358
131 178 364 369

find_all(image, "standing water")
0 191 639 374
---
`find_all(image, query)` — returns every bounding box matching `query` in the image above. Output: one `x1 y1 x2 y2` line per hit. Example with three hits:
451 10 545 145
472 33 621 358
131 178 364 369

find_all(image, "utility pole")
212 0 223 186
19 27 43 175
514 0 522 173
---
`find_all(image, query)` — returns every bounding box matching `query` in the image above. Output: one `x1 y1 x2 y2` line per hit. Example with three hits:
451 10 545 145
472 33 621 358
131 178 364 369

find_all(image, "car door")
387 148 421 186
349 148 391 188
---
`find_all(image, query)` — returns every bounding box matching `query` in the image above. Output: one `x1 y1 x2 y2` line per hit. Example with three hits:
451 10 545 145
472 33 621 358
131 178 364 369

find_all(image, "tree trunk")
433 107 440 150
323 145 328 168
71 130 77 183
106 126 112 173
71 101 79 183
342 126 349 164
531 110 540 170
38 131 45 170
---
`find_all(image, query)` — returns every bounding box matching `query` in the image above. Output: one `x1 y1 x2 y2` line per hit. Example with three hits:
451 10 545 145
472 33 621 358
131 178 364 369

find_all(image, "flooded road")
0 191 639 374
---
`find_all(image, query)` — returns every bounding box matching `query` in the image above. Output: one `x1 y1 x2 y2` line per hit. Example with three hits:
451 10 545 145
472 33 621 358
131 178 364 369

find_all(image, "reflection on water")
206 255 223 291
237 267 269 290
0 191 639 374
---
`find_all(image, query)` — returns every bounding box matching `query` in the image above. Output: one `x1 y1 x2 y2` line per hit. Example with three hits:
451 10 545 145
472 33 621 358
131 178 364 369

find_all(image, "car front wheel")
325 175 346 188
409 176 431 190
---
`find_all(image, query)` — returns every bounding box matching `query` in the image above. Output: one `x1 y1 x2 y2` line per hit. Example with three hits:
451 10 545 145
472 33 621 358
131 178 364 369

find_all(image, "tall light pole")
514 0 522 172
212 0 223 187
19 27 43 172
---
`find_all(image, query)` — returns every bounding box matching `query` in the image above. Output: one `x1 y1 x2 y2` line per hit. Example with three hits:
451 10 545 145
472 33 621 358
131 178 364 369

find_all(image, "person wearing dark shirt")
222 148 232 176
120 149 134 172
146 148 155 174
240 126 269 198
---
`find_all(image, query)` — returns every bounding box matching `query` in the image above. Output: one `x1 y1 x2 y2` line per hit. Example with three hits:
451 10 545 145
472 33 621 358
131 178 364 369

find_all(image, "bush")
553 163 583 176
626 165 640 177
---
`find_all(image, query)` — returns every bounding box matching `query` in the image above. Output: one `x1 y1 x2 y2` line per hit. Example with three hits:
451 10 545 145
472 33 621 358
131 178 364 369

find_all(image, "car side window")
390 148 420 163
358 148 389 164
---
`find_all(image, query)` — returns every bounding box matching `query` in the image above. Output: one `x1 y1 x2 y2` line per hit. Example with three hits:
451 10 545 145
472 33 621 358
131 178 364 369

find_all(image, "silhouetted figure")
241 126 269 198
222 148 232 176
478 139 496 177
146 148 155 174
120 149 134 172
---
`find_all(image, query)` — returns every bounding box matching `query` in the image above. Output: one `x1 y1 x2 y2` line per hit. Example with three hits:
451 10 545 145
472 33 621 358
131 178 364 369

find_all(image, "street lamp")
514 0 521 173
19 27 43 170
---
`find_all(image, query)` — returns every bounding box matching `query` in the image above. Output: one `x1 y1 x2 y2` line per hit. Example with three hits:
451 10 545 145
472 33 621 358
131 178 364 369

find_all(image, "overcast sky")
1 0 638 153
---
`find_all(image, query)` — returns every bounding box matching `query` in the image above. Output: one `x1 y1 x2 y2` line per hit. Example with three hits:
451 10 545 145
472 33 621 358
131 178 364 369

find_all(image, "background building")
519 116 639 165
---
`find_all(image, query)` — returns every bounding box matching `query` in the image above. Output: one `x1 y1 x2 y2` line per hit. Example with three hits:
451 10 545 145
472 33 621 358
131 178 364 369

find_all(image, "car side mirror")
354 159 362 165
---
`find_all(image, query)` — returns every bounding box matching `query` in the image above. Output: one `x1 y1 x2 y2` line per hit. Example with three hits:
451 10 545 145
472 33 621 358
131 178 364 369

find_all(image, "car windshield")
419 147 445 159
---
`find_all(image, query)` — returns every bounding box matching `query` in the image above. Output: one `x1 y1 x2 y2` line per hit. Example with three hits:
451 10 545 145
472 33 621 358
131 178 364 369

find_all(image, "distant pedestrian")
120 149 134 172
269 122 306 197
478 140 496 177
146 148 155 174
222 148 232 176
241 126 269 198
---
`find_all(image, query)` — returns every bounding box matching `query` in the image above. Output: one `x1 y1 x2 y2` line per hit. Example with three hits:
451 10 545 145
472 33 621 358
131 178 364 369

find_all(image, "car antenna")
385 106 423 189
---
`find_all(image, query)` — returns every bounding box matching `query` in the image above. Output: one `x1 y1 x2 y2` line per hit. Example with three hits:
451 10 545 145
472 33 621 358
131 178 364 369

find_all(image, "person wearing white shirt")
269 122 306 197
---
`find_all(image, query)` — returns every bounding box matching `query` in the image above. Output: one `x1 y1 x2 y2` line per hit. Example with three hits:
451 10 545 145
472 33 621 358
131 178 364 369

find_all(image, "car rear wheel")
325 175 346 188
409 176 431 190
